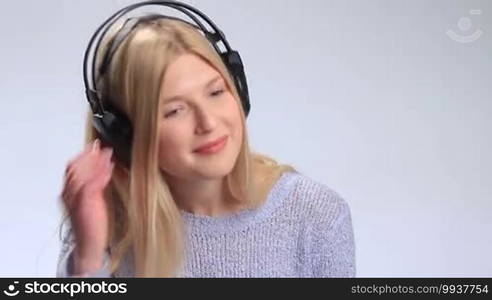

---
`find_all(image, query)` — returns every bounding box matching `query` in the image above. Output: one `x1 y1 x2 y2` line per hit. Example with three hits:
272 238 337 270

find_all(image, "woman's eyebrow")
206 75 222 88
162 76 223 104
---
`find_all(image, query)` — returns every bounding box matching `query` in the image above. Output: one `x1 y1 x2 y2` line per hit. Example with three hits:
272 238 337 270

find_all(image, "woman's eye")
164 108 180 118
210 89 224 97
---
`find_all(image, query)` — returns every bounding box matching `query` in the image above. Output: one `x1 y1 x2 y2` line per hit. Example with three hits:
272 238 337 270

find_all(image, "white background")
0 0 490 277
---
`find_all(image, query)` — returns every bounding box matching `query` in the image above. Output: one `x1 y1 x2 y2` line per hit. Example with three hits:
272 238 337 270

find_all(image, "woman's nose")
194 105 217 135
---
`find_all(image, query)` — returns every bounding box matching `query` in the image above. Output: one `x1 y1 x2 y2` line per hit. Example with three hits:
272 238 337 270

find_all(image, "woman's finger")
64 139 99 178
88 147 114 184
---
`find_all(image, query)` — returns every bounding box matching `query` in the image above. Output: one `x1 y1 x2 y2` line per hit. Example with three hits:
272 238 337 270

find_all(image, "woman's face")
157 53 243 181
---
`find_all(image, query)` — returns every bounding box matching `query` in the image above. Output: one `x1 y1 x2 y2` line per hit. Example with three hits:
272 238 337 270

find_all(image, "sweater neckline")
180 171 299 235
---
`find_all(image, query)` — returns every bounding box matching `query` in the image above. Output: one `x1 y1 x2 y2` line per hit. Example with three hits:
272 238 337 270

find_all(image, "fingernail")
92 139 99 152
108 162 115 173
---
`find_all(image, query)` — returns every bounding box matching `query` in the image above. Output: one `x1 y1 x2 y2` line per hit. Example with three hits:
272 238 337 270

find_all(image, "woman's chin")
192 161 235 180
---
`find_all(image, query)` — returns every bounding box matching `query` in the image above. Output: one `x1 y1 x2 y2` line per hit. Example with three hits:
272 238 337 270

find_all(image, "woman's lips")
193 135 228 154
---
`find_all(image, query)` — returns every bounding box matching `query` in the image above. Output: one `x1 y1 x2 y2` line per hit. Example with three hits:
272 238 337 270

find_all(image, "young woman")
56 9 356 278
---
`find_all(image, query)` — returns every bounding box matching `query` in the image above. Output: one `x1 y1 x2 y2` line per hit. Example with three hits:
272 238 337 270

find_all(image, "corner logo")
446 9 483 43
3 281 20 297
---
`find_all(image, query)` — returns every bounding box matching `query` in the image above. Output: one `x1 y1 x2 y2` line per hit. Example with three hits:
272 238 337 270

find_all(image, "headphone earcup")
221 51 250 117
91 104 133 169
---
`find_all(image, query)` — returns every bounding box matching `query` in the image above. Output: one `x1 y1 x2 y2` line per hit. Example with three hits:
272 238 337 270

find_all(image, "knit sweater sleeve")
55 225 112 278
305 189 356 277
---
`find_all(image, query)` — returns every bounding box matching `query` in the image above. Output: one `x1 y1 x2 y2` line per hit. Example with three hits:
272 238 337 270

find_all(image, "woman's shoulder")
277 171 353 227
281 172 356 277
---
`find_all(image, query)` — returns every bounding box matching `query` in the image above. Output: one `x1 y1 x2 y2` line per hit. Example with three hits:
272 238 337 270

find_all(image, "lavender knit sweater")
56 171 356 277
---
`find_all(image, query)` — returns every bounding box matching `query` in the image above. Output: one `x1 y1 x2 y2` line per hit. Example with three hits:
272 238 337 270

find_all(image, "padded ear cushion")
91 101 133 169
221 50 250 117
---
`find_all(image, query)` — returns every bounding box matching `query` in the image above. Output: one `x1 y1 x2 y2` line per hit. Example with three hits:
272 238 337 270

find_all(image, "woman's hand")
60 139 115 275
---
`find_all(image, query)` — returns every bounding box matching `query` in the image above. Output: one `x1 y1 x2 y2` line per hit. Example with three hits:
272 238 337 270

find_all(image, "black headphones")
83 0 250 169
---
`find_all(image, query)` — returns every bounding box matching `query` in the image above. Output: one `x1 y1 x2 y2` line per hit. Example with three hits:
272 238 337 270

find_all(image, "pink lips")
193 135 228 154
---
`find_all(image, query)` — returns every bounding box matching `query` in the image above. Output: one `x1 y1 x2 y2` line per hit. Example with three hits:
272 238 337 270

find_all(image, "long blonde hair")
60 16 296 277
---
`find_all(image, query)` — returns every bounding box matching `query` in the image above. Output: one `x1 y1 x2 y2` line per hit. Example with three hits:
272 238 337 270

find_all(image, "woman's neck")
167 175 241 217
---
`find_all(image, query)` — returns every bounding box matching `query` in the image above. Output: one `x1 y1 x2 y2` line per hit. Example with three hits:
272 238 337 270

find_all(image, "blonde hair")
60 16 296 277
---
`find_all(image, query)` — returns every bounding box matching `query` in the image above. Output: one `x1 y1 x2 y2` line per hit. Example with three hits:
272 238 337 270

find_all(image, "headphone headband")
84 1 236 113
